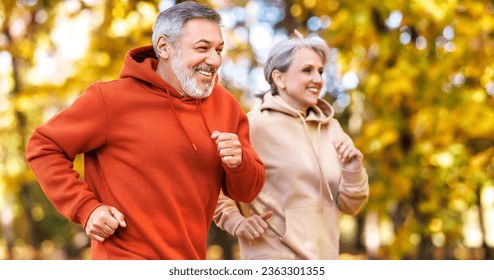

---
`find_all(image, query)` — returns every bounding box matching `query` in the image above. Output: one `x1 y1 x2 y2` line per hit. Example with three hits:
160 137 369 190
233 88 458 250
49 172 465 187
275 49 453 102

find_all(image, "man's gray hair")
152 1 221 57
263 34 330 94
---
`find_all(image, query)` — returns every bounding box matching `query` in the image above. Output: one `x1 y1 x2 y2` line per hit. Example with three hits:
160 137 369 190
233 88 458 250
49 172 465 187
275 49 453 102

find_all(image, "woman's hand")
235 212 273 240
333 141 364 171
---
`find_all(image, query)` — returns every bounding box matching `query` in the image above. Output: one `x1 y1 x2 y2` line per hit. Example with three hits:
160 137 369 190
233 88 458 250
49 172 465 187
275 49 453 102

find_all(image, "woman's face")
276 47 324 111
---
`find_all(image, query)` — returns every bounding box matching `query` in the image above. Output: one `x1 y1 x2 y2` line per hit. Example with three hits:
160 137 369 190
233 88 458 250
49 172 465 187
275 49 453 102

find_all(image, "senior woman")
214 32 369 259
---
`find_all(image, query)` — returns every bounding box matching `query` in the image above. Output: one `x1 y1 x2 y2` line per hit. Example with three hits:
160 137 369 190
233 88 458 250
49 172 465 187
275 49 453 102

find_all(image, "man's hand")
333 140 364 171
85 205 126 242
211 130 243 169
235 212 273 240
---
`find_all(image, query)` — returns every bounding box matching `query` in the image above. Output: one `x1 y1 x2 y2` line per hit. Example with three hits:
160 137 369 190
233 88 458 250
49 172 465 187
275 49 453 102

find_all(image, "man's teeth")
307 88 319 93
198 70 212 76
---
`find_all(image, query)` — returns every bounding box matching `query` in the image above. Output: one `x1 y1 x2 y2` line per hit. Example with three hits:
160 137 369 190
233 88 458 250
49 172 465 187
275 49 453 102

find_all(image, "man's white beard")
171 49 216 99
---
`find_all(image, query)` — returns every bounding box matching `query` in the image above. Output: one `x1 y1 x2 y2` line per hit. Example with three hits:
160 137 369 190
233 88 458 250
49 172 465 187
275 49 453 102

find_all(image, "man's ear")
156 35 171 59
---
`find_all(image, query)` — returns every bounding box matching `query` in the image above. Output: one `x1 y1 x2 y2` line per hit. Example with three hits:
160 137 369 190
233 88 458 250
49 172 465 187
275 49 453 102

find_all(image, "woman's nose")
313 72 323 83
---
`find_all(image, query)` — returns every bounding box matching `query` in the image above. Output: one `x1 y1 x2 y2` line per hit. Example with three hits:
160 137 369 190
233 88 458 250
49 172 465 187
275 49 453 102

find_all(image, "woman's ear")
272 70 286 90
156 35 171 59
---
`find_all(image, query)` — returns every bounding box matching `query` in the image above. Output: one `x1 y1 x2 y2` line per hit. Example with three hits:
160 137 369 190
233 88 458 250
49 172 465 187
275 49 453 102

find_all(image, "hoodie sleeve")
221 103 266 203
332 120 370 216
25 82 107 227
338 166 369 215
214 191 246 236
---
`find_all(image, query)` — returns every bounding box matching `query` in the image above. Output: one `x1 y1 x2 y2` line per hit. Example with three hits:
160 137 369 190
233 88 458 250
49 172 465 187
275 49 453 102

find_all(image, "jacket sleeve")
221 103 266 203
25 83 107 227
214 191 246 237
333 120 369 216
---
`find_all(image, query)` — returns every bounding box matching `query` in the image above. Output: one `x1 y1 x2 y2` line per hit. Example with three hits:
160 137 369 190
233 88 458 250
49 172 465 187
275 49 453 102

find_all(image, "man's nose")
205 50 222 68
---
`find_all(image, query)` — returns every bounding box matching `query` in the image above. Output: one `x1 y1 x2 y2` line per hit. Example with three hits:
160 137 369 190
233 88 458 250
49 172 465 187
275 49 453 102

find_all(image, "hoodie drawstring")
296 112 335 203
317 122 336 202
197 100 213 135
165 87 198 151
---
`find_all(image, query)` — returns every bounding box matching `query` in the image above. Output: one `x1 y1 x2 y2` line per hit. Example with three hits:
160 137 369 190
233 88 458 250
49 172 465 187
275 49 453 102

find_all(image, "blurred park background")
1 0 494 260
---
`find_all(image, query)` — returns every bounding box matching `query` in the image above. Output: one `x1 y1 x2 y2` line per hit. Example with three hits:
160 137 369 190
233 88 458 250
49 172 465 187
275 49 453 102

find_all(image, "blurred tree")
294 0 494 259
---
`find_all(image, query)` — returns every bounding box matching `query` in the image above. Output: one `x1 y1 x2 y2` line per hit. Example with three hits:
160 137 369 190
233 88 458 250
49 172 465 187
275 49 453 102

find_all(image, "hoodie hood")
118 45 219 100
118 45 219 151
259 91 334 124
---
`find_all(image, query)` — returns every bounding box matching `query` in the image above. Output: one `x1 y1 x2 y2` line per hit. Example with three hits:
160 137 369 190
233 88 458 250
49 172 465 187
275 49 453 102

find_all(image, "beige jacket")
214 92 369 259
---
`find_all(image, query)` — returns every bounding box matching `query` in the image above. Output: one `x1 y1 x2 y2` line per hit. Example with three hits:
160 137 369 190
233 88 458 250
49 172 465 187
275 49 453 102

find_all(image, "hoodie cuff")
72 198 105 229
223 211 246 237
341 167 367 185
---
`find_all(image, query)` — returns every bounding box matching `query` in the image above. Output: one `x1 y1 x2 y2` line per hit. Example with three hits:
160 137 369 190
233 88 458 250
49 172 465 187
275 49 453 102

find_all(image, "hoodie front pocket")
280 206 340 259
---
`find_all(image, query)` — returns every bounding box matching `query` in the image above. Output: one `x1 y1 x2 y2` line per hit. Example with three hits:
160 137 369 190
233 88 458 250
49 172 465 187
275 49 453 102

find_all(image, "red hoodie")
25 45 265 259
